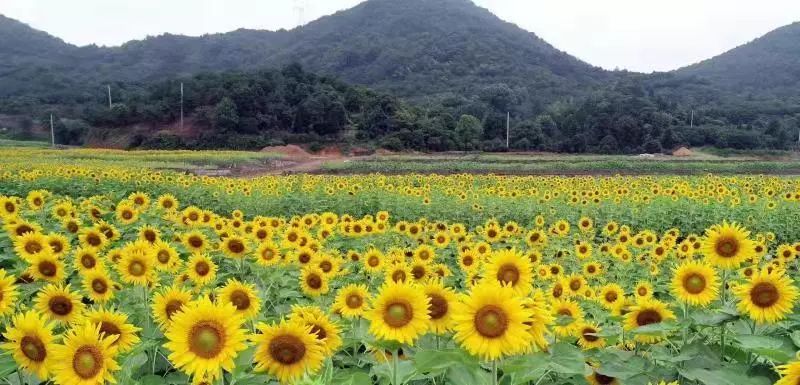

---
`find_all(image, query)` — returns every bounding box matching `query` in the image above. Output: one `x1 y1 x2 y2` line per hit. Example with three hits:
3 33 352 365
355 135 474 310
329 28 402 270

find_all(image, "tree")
454 114 483 150
213 97 239 132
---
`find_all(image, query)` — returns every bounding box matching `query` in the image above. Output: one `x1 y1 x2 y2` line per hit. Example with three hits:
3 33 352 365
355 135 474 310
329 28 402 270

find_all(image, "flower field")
2 152 800 384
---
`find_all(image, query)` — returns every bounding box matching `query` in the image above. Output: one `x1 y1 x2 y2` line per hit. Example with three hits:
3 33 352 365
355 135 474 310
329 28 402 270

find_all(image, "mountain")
676 22 800 97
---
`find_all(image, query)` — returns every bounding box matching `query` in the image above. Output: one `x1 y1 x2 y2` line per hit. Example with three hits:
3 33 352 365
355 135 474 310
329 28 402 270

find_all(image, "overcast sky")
2 0 799 72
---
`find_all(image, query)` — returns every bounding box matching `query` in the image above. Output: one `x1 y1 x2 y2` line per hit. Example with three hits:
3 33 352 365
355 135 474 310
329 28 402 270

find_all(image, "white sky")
1 0 799 72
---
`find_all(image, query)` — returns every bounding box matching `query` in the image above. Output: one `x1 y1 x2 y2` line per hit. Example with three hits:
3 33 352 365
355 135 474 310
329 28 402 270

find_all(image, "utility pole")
107 85 112 109
50 114 55 147
180 82 184 130
506 111 510 149
690 109 694 128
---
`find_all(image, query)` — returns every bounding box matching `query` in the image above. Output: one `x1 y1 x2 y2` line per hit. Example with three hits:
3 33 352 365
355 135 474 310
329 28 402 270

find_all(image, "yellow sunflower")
551 298 584 337
183 231 210 254
633 281 654 300
152 285 194 327
623 298 676 344
79 227 108 250
333 284 370 318
423 281 457 334
163 298 248 383
0 269 19 316
117 249 156 286
484 248 533 295
217 279 261 320
776 361 800 385
671 260 719 307
289 311 342 356
83 307 142 353
27 251 66 283
255 241 281 266
252 320 325 384
586 368 620 385
51 322 120 385
385 263 412 284
82 269 117 303
577 322 606 350
1 310 56 379
300 267 329 297
186 254 218 287
34 283 85 325
47 233 71 258
73 247 104 273
598 284 625 310
365 282 430 344
734 269 798 324
701 221 755 269
452 281 533 360
220 235 249 259
14 231 49 262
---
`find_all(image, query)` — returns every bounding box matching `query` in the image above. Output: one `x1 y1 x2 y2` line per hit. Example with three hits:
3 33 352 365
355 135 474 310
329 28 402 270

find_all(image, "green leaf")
0 352 17 378
735 335 795 363
137 375 167 385
693 310 739 326
678 367 771 385
595 356 649 380
331 369 372 385
631 321 679 335
501 352 550 383
548 343 587 375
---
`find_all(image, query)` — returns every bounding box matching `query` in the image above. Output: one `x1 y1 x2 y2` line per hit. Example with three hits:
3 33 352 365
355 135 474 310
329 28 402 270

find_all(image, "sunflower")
633 281 653 300
82 269 117 303
289 311 342 356
217 279 261 320
46 233 70 258
300 267 329 297
598 284 625 310
34 284 85 325
586 368 620 385
413 244 436 264
423 281 457 334
333 284 370 318
26 251 66 283
183 231 210 254
671 261 719 307
583 261 602 277
74 247 104 273
484 248 533 295
115 202 139 225
734 269 798 324
551 298 584 337
164 298 248 383
521 291 553 352
152 286 194 327
1 310 56 379
157 194 179 211
575 241 592 259
221 235 249 259
362 249 384 274
576 322 606 350
563 274 587 297
153 240 180 271
776 361 800 385
83 307 141 353
187 254 218 287
79 227 108 250
385 263 412 283
255 241 281 266
623 298 676 344
0 269 19 316
701 221 755 269
452 281 533 360
252 321 325 384
366 282 430 344
117 249 156 286
51 322 120 385
14 231 49 262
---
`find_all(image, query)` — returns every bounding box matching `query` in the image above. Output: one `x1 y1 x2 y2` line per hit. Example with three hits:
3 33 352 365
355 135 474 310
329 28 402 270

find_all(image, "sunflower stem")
491 360 499 385
392 349 399 385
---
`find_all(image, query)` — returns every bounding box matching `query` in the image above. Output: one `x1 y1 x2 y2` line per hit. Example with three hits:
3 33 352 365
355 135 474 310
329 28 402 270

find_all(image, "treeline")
3 64 800 153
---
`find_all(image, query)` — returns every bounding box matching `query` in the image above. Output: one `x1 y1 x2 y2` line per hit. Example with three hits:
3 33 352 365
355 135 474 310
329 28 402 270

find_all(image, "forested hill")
0 0 799 153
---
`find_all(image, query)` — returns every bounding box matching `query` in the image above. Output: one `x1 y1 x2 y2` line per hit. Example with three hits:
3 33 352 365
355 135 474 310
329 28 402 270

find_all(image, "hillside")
677 22 800 96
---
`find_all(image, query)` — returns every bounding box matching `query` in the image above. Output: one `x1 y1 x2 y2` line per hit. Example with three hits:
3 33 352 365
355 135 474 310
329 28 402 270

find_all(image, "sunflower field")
3 153 800 385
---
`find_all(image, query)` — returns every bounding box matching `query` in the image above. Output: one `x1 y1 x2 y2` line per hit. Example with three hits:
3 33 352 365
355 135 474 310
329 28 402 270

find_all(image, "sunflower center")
462 255 474 266
346 294 363 309
50 241 63 253
261 249 275 260
128 261 145 276
310 324 327 340
636 309 663 326
92 279 108 294
5 202 15 213
582 328 599 342
49 296 73 316
72 345 102 379
298 253 311 264
81 254 96 269
594 372 616 385
188 321 225 359
604 291 618 303
122 210 133 220
320 261 333 273
228 240 245 254
411 266 425 280
750 282 780 308
496 264 520 285
428 293 448 320
157 250 170 264
269 334 306 365
306 273 323 289
39 260 57 277
189 237 203 248
144 231 156 243
20 336 47 362
473 305 509 338
715 236 739 258
383 302 413 328
165 300 184 320
588 266 596 273
392 270 407 283
683 273 707 294
368 256 380 267
86 234 102 247
195 261 210 276
569 279 582 291
229 290 251 310
637 287 648 296
99 321 122 344
25 241 42 254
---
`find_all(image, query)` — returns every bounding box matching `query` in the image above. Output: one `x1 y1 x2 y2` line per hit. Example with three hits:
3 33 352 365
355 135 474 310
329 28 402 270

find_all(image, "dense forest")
1 0 799 152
